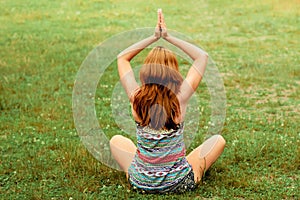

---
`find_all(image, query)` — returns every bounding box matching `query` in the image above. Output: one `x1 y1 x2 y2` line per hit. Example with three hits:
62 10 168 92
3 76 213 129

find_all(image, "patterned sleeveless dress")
128 122 196 194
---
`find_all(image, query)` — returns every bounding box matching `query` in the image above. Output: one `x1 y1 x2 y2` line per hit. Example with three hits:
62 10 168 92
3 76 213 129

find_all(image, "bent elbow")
195 51 208 62
202 52 209 61
117 53 131 63
117 54 124 61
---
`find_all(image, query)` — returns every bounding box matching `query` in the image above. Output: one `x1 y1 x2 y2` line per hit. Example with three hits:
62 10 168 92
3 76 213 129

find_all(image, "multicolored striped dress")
128 122 193 193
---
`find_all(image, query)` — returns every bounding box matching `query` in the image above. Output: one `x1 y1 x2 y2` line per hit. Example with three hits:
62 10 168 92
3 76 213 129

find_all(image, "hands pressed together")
118 8 208 104
155 9 168 39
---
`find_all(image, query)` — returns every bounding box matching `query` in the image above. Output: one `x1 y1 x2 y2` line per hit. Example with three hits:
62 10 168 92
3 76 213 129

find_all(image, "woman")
110 9 226 194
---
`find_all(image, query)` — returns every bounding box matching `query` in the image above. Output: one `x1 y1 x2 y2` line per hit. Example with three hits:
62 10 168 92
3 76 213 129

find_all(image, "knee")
110 134 124 146
217 134 226 147
218 134 226 143
212 134 226 147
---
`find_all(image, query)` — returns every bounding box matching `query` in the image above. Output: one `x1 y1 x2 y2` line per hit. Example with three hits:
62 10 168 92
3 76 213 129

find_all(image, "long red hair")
133 46 183 130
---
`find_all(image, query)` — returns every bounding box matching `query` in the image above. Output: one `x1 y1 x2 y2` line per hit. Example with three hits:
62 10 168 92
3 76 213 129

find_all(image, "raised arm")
159 10 208 103
117 11 161 101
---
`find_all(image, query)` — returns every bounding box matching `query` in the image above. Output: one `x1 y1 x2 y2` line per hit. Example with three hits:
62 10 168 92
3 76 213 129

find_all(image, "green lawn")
0 0 299 199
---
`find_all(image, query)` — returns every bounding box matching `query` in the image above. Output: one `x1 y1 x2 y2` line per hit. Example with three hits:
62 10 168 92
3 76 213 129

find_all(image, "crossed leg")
186 134 226 183
109 135 137 178
110 134 225 183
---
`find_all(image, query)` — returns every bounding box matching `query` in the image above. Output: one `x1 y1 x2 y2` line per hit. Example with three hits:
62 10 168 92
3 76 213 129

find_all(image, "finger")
158 9 162 24
157 10 163 29
161 11 165 23
157 9 160 24
160 21 165 29
161 15 166 28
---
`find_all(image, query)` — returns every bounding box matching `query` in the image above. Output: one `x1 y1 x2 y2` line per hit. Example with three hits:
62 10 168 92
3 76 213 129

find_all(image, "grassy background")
1 0 299 199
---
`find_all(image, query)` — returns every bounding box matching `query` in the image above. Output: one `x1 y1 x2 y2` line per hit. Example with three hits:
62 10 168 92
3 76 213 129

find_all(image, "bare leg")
109 135 137 177
186 134 226 183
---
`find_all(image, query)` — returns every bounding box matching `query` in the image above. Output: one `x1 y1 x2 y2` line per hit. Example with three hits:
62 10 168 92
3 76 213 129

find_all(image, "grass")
0 0 299 199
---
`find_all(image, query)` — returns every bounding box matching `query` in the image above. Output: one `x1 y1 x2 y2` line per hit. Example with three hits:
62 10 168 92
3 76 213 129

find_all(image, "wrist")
151 34 160 42
154 36 160 41
163 35 169 40
163 33 171 41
